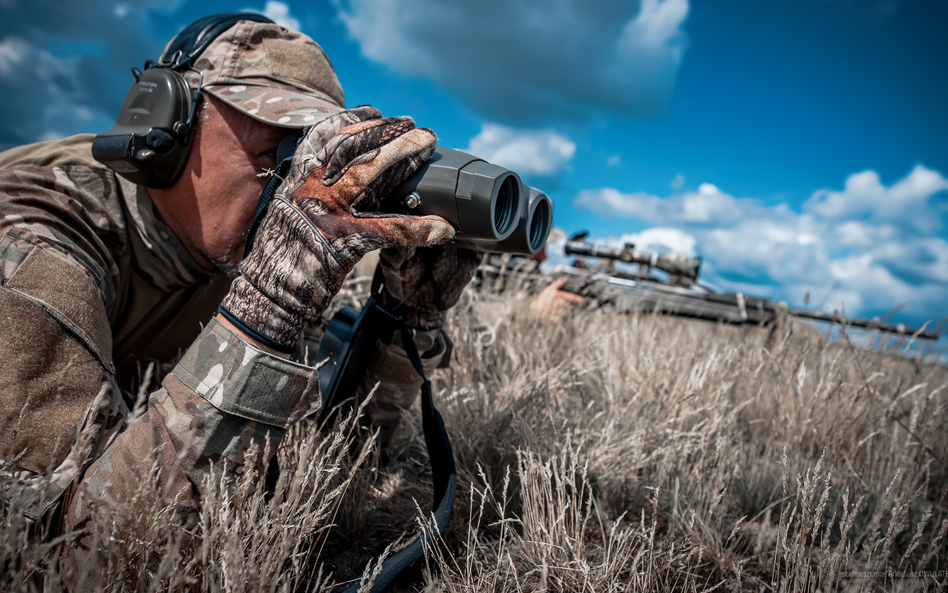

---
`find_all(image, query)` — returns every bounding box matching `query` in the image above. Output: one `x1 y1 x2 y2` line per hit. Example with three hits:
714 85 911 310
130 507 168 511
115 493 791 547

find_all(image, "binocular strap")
326 299 457 593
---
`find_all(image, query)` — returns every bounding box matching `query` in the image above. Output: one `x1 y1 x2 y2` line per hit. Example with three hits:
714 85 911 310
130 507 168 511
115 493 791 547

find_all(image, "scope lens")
493 175 518 236
529 197 552 252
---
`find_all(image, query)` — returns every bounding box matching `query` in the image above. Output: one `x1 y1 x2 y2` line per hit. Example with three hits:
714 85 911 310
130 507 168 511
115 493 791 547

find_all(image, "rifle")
558 236 939 341
564 232 701 287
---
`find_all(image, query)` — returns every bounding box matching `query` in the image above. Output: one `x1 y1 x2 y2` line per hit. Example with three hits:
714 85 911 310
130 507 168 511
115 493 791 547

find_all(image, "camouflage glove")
377 243 483 330
220 107 455 353
352 243 479 447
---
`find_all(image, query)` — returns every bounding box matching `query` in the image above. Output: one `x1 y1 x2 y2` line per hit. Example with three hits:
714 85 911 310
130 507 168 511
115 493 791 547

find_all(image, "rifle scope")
564 241 703 283
388 147 552 254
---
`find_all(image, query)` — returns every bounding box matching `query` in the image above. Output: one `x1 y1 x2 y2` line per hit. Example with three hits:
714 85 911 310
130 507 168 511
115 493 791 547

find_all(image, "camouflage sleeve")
0 162 128 523
0 162 323 584
0 227 124 521
63 318 322 578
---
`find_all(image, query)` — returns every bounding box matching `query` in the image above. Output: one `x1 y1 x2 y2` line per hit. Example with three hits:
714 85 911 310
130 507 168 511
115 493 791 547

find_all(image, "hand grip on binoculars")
220 110 455 353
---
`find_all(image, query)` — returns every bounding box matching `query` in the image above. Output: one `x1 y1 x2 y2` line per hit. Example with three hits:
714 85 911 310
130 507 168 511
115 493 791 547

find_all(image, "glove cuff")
221 199 346 352
220 277 303 353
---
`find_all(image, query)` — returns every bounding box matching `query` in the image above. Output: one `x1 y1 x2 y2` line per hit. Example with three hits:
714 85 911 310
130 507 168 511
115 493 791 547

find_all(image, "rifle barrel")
787 308 939 341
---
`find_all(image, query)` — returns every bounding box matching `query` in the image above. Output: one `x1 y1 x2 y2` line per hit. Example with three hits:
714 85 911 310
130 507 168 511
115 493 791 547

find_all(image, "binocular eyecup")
388 147 552 255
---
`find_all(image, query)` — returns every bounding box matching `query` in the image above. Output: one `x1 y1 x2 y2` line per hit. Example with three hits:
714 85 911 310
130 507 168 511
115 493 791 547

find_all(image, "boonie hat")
171 19 346 128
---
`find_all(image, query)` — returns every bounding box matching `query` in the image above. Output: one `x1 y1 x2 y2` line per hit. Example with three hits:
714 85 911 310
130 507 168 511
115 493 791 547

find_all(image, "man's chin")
204 251 242 280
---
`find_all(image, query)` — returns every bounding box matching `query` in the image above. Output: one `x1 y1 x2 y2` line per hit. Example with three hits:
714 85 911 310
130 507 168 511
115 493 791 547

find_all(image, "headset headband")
92 12 280 188
158 12 276 71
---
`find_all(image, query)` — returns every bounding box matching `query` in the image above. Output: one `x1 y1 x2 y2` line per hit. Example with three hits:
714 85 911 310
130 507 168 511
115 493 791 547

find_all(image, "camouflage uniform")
0 20 363 581
0 133 325 554
0 20 476 585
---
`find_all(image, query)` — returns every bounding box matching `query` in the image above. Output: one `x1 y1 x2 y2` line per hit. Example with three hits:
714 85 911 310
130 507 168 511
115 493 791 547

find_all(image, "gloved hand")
377 243 483 330
355 242 480 447
220 106 455 353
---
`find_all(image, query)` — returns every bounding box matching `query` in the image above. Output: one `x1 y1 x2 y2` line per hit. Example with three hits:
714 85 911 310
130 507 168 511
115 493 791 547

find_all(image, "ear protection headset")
92 13 276 188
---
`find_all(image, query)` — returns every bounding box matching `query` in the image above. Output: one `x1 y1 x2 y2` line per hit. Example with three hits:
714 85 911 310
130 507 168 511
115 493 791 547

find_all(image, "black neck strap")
330 298 457 593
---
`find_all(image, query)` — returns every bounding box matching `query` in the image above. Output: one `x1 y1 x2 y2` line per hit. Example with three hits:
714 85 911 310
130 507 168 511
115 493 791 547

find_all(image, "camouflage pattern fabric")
221 107 455 351
182 19 347 128
0 114 464 587
355 330 448 447
0 135 313 584
379 243 483 330
63 318 322 583
0 135 223 523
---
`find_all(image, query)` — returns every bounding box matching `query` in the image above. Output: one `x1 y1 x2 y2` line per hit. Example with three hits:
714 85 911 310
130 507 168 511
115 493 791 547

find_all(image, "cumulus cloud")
253 1 301 31
612 227 697 255
0 1 289 149
804 165 948 232
338 0 689 124
466 124 575 177
575 181 749 225
573 165 948 325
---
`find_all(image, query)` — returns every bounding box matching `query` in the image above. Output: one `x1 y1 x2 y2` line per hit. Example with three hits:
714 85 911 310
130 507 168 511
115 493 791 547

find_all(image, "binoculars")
387 147 553 255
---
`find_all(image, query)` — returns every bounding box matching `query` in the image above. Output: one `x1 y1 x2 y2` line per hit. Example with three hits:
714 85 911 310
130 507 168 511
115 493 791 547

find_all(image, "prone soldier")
0 13 480 585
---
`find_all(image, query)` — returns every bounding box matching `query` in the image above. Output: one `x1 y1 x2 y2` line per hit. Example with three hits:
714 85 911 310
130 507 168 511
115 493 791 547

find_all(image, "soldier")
0 13 479 582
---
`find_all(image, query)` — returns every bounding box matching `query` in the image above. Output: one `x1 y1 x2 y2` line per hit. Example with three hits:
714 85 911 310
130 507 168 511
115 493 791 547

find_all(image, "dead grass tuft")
3 282 947 592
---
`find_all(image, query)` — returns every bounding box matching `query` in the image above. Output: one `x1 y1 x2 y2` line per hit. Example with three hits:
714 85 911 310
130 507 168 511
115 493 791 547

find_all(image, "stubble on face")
161 95 289 279
203 234 247 279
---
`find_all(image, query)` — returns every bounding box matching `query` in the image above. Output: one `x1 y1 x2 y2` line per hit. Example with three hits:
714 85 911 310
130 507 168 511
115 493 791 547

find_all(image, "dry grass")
3 282 947 592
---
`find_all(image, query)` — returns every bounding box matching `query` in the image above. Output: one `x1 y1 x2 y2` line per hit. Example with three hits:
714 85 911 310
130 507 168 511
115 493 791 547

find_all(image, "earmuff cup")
92 12 276 188
92 68 194 188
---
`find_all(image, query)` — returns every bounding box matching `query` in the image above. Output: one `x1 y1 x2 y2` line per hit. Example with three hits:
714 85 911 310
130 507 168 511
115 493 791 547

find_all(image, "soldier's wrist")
219 276 305 355
215 313 293 359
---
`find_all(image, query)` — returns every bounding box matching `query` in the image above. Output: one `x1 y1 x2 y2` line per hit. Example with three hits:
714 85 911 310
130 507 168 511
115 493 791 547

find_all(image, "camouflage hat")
176 19 346 128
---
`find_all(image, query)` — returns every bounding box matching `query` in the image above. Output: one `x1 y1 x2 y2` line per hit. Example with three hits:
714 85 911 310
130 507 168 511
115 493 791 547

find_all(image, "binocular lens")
494 175 520 236
529 196 552 252
390 146 552 253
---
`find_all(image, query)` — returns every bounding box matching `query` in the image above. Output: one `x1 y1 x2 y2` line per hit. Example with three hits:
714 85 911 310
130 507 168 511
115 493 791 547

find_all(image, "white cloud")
618 0 689 56
608 156 622 167
573 166 948 324
575 181 747 225
574 187 661 218
613 227 697 255
804 165 948 232
466 124 576 177
258 1 301 31
670 174 684 189
339 0 690 123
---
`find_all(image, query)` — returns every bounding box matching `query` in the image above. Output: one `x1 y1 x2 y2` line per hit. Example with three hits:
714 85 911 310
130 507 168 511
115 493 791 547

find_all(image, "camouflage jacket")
0 135 323 541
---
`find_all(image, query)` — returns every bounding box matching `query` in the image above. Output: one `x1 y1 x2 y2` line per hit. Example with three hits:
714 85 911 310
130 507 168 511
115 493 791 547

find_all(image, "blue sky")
1 0 946 334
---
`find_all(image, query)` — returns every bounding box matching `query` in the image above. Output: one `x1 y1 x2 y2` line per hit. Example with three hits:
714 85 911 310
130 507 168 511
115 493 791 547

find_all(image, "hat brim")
205 83 345 129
